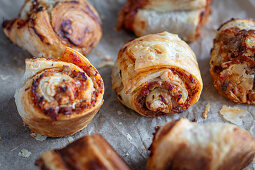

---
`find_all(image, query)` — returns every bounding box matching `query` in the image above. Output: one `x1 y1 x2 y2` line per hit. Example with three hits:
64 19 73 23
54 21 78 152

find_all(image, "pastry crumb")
104 58 113 62
96 51 105 59
17 68 25 72
219 105 247 126
202 103 210 119
117 111 122 115
30 132 36 138
13 55 18 61
119 122 122 125
0 136 2 140
30 133 47 141
0 74 10 80
18 149 31 158
68 137 74 143
97 61 114 69
126 133 132 141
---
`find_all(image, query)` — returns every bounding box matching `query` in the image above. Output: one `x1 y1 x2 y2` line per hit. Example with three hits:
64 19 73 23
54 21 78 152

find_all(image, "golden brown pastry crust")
14 48 104 137
112 32 203 117
2 0 102 59
210 18 255 104
147 118 255 170
117 0 211 42
35 134 131 170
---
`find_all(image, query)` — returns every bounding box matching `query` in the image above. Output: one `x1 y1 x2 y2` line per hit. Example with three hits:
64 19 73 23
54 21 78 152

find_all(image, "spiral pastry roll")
3 0 102 59
147 118 255 170
117 0 211 42
210 19 255 104
36 134 130 170
112 32 202 117
15 48 104 137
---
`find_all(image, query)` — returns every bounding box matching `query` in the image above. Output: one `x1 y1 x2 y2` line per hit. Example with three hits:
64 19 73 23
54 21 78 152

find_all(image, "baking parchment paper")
0 0 255 169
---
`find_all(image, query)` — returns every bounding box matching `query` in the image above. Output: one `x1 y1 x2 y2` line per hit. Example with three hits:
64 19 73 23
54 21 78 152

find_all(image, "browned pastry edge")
117 0 211 42
194 0 211 42
35 134 131 170
117 0 148 31
217 18 255 31
147 118 255 170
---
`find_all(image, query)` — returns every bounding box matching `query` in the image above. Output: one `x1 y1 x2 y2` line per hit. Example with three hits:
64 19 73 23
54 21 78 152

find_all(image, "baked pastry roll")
36 134 131 170
14 48 104 137
147 118 255 170
117 0 211 42
112 32 203 117
3 0 102 59
210 19 255 104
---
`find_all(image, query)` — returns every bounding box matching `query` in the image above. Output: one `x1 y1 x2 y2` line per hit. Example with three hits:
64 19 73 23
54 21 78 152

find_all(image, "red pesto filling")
134 69 199 116
30 66 102 120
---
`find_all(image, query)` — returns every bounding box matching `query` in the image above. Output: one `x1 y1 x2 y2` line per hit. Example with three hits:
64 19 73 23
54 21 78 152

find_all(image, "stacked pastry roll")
3 0 102 59
147 118 255 170
36 134 131 170
15 48 104 137
117 0 211 42
210 19 255 104
112 32 203 117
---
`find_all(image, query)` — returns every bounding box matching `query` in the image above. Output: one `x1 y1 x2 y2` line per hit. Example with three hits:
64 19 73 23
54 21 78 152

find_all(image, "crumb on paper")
68 136 74 143
202 103 210 119
18 149 31 158
97 61 114 69
17 68 25 72
13 55 18 61
104 58 113 62
96 50 112 61
30 133 47 141
0 74 10 80
0 136 2 140
124 153 129 156
30 133 36 138
219 105 248 126
126 133 132 141
119 122 122 125
96 51 105 60
117 110 122 115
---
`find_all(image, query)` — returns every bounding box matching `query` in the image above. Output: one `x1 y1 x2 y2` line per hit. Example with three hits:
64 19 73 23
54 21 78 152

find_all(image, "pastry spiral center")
31 66 97 119
39 73 73 102
146 88 172 113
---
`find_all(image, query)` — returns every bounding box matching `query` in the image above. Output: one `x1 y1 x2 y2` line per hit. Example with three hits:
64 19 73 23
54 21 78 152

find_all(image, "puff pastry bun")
147 118 255 170
112 32 203 117
117 0 211 42
210 19 255 104
14 48 104 137
3 0 102 59
36 134 131 170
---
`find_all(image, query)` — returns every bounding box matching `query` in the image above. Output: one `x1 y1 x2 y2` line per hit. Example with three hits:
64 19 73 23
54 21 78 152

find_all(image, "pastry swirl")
3 0 102 59
36 134 131 170
147 118 255 170
112 32 202 117
117 0 211 42
15 48 104 137
210 19 255 104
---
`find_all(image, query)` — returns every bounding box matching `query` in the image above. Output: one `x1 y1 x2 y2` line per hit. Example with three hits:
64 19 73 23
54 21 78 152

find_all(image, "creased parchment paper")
0 0 255 169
